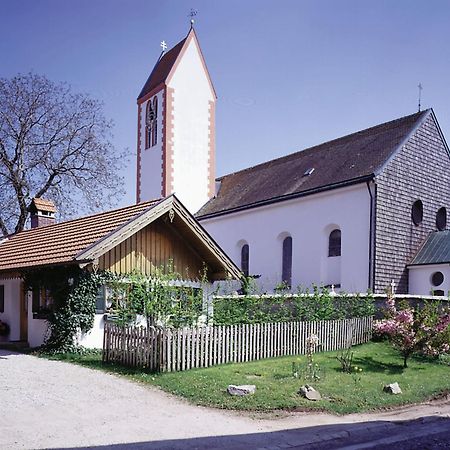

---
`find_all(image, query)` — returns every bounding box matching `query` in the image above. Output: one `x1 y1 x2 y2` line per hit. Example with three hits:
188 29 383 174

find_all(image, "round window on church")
431 271 444 287
411 200 423 226
436 207 447 231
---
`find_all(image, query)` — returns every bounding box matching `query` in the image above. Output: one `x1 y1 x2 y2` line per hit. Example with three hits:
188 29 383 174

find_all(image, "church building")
137 28 450 296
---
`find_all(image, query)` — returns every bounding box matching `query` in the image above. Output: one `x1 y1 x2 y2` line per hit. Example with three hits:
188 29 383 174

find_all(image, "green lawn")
46 341 450 415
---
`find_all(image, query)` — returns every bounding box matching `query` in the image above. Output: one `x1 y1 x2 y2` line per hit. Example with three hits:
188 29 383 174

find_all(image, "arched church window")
328 229 341 257
411 200 423 226
241 244 249 277
151 97 158 147
436 207 447 231
145 100 155 149
282 236 292 288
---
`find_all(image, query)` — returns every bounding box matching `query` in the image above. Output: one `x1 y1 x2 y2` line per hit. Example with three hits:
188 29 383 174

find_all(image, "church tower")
136 27 216 213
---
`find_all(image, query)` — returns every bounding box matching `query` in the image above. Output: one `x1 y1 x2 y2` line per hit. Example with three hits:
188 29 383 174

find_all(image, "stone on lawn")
383 382 402 395
298 384 321 401
227 384 256 396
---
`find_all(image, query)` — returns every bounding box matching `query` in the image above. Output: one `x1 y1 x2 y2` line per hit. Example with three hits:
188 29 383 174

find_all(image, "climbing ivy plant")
22 263 209 353
22 266 114 353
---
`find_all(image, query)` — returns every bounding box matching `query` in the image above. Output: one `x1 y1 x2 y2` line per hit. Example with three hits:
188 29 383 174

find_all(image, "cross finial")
160 41 167 52
418 82 423 112
390 279 396 295
189 8 197 27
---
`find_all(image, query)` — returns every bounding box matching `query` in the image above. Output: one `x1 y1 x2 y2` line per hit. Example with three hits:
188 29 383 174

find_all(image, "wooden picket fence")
102 316 373 372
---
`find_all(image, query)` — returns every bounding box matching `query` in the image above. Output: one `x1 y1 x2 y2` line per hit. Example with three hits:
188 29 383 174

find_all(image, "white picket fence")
103 317 373 372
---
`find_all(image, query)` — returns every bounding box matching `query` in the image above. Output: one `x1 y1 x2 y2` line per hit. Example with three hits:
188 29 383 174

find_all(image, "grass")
45 341 450 415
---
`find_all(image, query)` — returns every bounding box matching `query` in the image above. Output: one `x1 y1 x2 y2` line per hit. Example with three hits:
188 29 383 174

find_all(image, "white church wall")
408 264 450 296
0 278 21 341
168 37 215 213
139 90 165 202
201 184 371 293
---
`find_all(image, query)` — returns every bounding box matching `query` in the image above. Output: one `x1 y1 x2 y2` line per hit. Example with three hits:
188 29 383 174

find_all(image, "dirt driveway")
1 350 450 449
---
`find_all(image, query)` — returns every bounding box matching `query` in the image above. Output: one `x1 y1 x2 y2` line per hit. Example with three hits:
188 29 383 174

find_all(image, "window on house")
433 289 445 296
241 244 249 277
328 229 341 257
411 200 423 226
282 236 292 288
0 285 4 313
96 286 106 312
431 271 444 287
436 207 447 231
145 100 155 149
151 97 158 147
32 288 53 314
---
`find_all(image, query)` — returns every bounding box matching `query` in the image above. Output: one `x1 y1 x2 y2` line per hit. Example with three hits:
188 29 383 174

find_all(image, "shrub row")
212 288 374 325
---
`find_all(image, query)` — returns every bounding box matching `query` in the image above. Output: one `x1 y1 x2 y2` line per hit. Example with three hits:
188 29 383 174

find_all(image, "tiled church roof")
137 37 187 100
197 110 430 218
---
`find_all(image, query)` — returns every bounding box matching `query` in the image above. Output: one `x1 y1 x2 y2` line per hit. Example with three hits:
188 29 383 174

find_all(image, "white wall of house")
408 264 450 296
139 89 165 202
27 292 49 348
201 184 372 293
76 314 106 349
168 37 215 213
0 278 21 341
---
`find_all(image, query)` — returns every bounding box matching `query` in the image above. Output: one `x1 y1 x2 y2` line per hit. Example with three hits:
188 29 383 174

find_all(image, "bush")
213 287 374 325
374 296 450 368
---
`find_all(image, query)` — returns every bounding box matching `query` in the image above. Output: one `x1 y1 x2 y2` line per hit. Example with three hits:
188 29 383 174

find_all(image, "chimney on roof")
29 198 56 228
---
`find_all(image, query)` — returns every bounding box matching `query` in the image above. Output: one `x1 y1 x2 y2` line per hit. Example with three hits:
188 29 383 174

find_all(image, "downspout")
366 180 377 291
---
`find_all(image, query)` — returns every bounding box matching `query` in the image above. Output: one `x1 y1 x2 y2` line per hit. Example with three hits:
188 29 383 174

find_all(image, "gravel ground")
1 350 449 450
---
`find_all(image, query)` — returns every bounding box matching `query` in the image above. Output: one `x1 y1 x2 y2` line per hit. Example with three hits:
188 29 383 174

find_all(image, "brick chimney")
29 198 56 228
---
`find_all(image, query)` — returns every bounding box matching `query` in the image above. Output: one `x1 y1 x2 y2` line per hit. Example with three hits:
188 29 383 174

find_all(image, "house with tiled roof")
0 195 240 347
136 28 450 296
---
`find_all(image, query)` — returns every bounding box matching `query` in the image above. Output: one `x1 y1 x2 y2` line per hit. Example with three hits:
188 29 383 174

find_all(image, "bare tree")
0 73 127 236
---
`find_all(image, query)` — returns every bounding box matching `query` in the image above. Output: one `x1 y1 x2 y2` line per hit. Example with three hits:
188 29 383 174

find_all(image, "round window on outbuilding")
431 271 444 287
411 200 423 226
436 207 447 231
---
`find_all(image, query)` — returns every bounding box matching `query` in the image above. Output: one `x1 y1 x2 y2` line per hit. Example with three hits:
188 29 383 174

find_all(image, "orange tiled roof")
0 200 160 272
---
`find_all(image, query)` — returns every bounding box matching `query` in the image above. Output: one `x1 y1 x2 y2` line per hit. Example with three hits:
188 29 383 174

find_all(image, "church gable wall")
375 113 450 293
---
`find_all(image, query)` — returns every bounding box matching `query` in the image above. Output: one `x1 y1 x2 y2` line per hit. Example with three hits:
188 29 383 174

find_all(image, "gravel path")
1 350 449 449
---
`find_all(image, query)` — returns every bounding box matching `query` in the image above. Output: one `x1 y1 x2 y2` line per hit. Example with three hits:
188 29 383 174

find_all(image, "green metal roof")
409 230 450 266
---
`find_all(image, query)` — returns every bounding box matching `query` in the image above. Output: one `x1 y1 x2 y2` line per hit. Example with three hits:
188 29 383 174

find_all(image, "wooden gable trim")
75 197 174 261
75 195 241 279
171 198 241 279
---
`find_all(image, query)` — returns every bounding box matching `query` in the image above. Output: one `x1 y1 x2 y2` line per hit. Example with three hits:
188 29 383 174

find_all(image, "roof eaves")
197 174 374 220
75 197 172 262
171 195 241 279
429 108 450 159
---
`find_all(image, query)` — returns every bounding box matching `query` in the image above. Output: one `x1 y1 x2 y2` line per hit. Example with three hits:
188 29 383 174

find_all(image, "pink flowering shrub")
374 297 450 368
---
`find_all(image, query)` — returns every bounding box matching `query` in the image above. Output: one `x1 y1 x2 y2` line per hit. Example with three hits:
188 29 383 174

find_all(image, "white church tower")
136 27 216 213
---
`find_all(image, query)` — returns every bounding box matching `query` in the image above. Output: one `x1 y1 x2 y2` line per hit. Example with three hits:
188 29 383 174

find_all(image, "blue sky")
2 0 450 208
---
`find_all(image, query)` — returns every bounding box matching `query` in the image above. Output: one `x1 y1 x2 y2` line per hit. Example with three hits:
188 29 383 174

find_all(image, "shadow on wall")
60 416 450 450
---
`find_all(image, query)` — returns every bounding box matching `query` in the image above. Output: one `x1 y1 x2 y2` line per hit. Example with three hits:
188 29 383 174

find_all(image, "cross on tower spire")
418 82 423 112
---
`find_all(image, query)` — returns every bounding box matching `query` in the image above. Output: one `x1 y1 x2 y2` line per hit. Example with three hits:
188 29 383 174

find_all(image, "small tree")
0 72 126 236
374 295 450 368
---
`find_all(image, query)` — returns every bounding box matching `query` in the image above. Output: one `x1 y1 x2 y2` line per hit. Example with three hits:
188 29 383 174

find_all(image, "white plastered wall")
168 38 215 213
201 184 371 293
408 264 450 296
139 89 165 202
0 278 21 341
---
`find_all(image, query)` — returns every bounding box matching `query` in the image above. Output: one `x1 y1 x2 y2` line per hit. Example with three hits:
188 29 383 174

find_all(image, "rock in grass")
383 382 402 395
299 384 321 401
227 384 256 396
